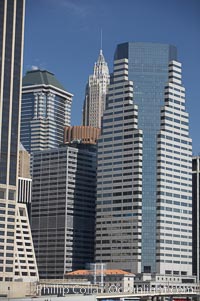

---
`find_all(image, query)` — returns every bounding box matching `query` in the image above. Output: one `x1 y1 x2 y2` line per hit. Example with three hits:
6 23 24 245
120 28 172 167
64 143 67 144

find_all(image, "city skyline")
0 0 199 297
23 0 200 154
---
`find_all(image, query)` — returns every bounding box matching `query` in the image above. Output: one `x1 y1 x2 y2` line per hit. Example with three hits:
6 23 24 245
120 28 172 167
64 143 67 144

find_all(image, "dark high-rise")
0 0 25 188
31 143 97 279
0 0 38 287
0 0 25 281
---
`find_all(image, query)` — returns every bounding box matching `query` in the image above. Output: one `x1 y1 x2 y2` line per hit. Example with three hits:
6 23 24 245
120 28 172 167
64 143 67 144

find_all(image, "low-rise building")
65 269 135 292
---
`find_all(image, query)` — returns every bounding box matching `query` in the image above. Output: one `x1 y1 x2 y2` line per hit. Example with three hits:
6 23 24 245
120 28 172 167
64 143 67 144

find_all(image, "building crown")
93 49 109 77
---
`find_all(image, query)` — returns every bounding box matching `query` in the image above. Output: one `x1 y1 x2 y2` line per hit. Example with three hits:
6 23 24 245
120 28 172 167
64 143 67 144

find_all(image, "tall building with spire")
82 49 110 128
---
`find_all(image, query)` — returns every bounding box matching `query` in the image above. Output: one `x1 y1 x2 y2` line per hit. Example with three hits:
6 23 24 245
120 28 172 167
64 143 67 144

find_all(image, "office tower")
31 143 97 279
0 0 38 286
96 58 143 273
192 156 200 281
21 69 73 153
96 43 192 278
82 49 110 128
64 125 100 145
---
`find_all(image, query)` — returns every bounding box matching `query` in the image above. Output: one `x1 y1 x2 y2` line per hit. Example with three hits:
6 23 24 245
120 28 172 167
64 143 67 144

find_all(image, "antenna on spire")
100 28 103 55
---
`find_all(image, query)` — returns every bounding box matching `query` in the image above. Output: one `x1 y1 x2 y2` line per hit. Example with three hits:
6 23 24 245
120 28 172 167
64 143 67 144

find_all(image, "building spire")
100 28 103 54
97 29 106 65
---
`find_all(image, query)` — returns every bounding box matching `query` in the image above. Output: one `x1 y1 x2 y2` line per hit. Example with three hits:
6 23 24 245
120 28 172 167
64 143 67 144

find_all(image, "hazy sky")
23 0 200 154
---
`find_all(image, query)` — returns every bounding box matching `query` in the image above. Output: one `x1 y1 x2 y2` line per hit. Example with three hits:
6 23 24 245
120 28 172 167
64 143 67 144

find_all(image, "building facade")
21 69 73 153
82 49 110 128
18 143 31 178
96 43 192 278
155 60 192 276
18 143 32 217
96 58 143 274
64 125 100 145
192 156 200 282
31 143 97 279
0 0 38 284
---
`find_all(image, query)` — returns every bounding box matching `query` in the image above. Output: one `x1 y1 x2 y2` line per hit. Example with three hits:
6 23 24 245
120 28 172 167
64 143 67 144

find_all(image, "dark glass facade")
20 92 34 152
31 144 97 279
0 0 24 186
10 0 24 185
0 0 25 281
114 43 177 273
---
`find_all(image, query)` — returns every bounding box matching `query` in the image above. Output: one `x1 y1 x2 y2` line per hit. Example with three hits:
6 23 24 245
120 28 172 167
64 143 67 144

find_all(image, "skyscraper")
192 156 200 282
82 49 110 128
96 58 143 274
31 142 97 279
21 69 73 153
96 43 192 278
0 0 38 286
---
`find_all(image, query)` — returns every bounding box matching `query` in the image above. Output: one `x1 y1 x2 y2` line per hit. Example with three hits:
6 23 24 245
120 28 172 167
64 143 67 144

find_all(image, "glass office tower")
96 43 192 277
21 70 73 153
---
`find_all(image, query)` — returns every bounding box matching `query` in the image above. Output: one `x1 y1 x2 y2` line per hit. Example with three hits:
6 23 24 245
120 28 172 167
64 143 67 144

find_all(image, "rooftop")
65 269 135 276
22 69 66 91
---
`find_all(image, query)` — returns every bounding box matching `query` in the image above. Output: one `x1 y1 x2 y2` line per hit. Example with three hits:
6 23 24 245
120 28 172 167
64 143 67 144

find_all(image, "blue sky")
23 0 200 154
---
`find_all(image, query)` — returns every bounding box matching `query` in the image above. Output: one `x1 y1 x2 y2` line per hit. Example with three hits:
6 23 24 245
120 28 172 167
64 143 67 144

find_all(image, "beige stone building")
64 125 100 145
18 143 31 178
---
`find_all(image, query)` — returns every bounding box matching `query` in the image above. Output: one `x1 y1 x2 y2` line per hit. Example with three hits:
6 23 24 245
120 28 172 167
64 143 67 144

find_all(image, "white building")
156 60 192 276
14 203 38 282
82 49 110 128
95 58 143 273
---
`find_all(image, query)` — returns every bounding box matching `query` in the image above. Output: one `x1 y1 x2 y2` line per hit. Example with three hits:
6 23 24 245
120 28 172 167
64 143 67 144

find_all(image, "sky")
23 0 200 154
